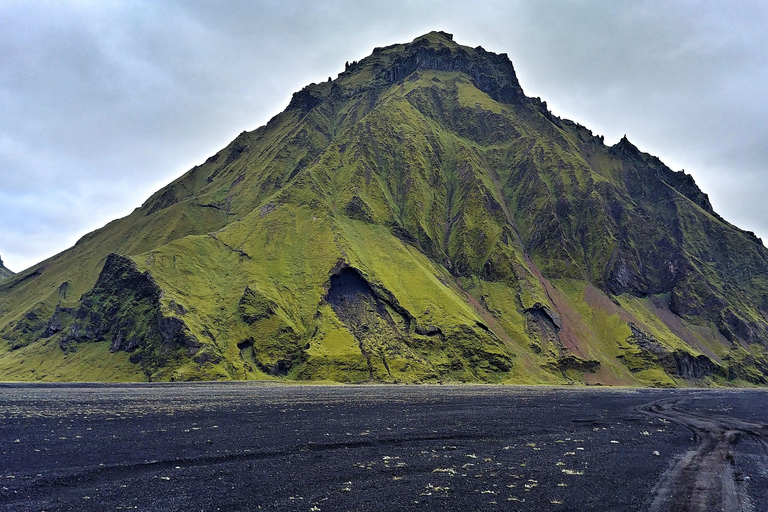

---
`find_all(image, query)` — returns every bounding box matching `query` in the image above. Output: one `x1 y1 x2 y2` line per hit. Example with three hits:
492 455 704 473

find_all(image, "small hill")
2 31 768 386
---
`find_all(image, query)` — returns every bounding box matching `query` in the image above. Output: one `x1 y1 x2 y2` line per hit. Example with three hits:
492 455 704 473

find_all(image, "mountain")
0 256 13 281
2 31 768 385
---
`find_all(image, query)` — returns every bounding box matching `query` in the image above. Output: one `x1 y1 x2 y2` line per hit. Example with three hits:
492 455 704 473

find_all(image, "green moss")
238 286 277 324
0 339 143 382
634 369 677 388
723 346 768 384
297 305 370 382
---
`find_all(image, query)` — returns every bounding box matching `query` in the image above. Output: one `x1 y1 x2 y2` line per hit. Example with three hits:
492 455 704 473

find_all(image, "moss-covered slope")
2 31 768 385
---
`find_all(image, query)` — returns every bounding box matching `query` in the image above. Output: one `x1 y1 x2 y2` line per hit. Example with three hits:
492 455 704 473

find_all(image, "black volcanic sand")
1 384 767 511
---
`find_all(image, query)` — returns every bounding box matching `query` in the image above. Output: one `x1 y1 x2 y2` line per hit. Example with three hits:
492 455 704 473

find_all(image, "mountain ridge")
2 31 768 386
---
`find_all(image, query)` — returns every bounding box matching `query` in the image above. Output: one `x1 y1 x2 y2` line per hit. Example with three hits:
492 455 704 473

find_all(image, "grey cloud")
2 1 767 270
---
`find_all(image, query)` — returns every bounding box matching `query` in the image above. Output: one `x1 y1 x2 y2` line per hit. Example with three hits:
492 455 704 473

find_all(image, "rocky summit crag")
2 31 768 386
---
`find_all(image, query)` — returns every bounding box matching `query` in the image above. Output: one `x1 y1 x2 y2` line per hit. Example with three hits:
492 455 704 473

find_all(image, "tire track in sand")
639 396 768 512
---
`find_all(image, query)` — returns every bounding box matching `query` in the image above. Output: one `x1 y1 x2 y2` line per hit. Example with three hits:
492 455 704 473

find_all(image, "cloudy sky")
2 1 767 272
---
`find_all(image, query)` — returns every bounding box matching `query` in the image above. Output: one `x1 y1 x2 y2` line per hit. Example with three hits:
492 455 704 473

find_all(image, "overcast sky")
2 1 767 272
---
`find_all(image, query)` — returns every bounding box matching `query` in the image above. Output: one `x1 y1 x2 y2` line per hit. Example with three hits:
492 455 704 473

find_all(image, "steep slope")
2 31 768 385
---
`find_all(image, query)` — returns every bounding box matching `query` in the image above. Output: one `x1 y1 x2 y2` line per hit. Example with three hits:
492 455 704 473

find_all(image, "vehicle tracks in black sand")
3 384 768 511
640 395 768 512
47 432 474 489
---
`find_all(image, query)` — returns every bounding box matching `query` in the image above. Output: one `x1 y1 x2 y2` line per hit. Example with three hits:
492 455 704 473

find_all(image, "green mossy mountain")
2 31 768 385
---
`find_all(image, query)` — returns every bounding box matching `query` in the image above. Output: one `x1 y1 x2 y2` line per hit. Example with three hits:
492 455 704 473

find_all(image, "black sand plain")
1 383 767 511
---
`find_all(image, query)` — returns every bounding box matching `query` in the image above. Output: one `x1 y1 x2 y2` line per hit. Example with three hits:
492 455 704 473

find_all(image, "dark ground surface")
1 384 767 512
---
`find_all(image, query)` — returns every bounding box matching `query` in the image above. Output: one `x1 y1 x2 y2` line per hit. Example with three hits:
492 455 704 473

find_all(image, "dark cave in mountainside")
326 268 377 309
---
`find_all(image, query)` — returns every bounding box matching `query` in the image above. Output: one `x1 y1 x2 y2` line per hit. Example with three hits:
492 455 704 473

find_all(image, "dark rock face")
61 254 199 376
288 87 324 113
524 304 561 353
344 196 375 223
41 305 75 339
605 256 649 297
326 267 405 380
326 268 378 311
557 355 601 373
65 254 160 347
663 169 714 214
0 255 13 281
156 314 195 348
673 351 717 379
716 308 760 344
724 350 768 384
381 39 525 106
620 323 722 380
324 267 513 381
145 186 178 216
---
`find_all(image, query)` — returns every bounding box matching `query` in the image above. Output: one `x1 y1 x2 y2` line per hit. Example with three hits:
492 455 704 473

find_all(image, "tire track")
639 396 768 512
21 433 474 491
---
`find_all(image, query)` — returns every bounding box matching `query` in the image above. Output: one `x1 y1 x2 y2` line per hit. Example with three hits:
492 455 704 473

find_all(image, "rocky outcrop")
612 135 714 214
0 255 13 281
672 351 718 379
288 87 325 113
60 254 200 376
524 303 561 354
555 355 601 373
144 186 178 216
620 323 724 380
380 32 525 106
323 266 513 381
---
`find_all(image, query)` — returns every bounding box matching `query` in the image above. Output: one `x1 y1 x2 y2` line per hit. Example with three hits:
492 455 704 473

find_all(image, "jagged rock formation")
0 255 13 281
2 31 768 385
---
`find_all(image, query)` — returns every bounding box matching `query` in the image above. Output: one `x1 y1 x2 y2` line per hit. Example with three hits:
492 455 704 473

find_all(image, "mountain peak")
616 134 637 149
385 32 525 104
610 134 642 158
288 31 527 113
411 30 455 46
